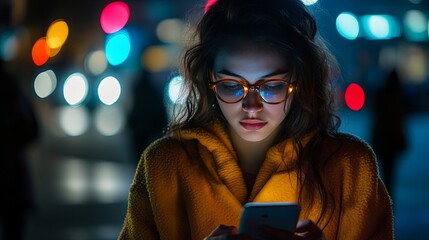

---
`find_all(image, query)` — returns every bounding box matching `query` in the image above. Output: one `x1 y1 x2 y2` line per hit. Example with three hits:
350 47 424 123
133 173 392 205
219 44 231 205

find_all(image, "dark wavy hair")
169 0 341 225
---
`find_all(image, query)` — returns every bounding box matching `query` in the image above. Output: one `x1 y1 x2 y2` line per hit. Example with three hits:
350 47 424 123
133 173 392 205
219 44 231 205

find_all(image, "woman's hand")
205 220 324 240
294 219 325 240
203 225 251 240
262 219 325 240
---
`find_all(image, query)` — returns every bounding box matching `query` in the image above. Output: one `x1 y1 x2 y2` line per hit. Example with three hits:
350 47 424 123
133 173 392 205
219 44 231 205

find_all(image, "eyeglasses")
210 78 294 104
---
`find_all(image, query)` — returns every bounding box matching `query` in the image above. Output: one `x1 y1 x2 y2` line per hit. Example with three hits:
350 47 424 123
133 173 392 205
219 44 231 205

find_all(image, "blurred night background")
1 0 428 239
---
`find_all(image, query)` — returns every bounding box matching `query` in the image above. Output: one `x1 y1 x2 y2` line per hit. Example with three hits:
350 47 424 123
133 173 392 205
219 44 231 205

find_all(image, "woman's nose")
242 89 263 112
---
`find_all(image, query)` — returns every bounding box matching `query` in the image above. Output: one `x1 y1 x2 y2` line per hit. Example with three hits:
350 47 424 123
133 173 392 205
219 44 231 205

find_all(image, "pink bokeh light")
204 0 218 13
100 1 130 34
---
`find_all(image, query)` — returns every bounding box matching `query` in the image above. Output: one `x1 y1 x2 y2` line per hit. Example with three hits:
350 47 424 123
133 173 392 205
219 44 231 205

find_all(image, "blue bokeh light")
105 29 131 66
336 12 360 40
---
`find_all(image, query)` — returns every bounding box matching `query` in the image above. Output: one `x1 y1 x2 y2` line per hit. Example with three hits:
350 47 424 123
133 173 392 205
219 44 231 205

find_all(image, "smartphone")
238 202 301 239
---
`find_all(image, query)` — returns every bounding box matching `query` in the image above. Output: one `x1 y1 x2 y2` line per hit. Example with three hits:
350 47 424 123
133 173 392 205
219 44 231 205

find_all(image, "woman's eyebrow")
261 70 289 78
216 70 242 78
216 69 289 78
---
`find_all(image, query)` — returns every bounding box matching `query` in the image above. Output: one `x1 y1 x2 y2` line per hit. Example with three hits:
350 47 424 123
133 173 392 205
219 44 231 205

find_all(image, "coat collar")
173 120 315 202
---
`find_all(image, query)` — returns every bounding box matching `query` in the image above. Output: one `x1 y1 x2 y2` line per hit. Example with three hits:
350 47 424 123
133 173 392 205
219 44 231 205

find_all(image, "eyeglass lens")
214 80 289 103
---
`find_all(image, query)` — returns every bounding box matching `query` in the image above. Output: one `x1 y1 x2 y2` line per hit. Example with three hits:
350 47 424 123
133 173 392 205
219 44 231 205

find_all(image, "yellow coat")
119 121 393 240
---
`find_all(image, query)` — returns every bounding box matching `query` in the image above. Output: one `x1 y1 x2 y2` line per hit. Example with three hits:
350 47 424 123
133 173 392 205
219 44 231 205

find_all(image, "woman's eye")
263 81 286 90
219 81 241 89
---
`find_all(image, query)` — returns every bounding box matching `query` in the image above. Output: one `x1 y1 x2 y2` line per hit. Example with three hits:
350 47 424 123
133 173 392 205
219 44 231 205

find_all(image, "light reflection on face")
213 43 294 142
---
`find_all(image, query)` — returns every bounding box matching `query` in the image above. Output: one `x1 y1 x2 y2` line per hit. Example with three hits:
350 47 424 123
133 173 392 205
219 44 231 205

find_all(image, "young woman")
119 0 393 239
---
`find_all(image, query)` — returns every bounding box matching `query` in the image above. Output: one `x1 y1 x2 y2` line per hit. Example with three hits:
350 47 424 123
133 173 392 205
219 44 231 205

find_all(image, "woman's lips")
239 119 267 130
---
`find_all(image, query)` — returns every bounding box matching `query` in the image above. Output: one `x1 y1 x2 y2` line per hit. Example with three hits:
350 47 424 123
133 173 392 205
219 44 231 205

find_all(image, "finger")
295 220 323 239
206 225 238 237
296 219 319 232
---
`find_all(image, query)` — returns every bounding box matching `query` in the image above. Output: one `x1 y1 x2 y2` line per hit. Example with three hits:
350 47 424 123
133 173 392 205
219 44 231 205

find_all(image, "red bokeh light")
345 83 365 111
32 38 50 66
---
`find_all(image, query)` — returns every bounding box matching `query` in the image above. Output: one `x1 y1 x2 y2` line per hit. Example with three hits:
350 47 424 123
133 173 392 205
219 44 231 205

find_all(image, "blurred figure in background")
1 1 38 239
0 58 39 240
128 69 168 165
371 69 408 196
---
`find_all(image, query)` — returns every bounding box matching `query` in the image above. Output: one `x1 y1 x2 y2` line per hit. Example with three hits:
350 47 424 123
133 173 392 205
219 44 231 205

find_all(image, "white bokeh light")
301 0 318 5
63 73 89 106
57 158 132 204
167 75 187 104
34 70 57 98
59 158 90 204
92 162 124 203
98 76 121 105
94 105 124 136
58 106 90 136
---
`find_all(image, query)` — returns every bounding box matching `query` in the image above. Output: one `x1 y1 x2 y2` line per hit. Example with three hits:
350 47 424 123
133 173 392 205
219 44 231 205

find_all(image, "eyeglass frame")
209 78 296 104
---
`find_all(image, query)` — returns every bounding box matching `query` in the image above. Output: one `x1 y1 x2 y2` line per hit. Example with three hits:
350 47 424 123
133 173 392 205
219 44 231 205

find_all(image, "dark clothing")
1 67 39 240
371 70 408 195
128 71 167 162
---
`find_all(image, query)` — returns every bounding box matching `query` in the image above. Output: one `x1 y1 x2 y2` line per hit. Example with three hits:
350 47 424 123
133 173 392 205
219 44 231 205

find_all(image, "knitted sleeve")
118 151 160 239
118 137 190 239
335 135 394 240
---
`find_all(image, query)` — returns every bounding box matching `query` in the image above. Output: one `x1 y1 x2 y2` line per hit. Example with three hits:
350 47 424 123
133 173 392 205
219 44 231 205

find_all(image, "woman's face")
213 43 294 142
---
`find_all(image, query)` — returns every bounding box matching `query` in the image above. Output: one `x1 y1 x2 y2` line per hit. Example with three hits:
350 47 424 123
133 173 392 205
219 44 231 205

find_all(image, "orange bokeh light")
32 38 50 66
46 19 69 49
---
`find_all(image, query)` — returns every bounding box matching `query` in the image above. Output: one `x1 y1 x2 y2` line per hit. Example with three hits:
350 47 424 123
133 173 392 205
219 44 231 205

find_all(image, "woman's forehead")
213 43 289 81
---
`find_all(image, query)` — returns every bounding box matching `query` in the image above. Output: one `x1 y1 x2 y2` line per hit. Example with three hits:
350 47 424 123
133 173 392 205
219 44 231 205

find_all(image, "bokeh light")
92 162 125 203
94 105 125 136
105 29 131 65
97 76 121 105
63 72 89 106
141 45 170 72
32 37 50 66
301 0 318 5
204 0 218 13
85 50 108 75
167 75 187 104
59 158 90 203
58 106 90 136
34 70 57 98
49 46 62 57
403 10 427 41
361 15 400 40
100 1 130 34
0 31 18 61
336 12 360 40
156 18 185 44
58 158 130 204
46 19 69 49
345 83 365 111
398 45 427 84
